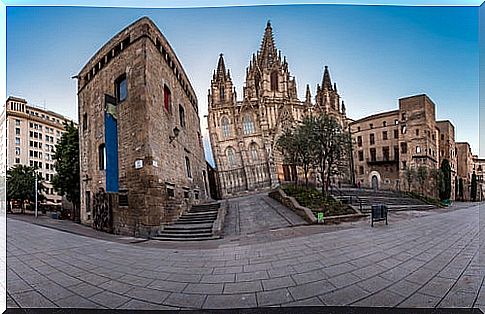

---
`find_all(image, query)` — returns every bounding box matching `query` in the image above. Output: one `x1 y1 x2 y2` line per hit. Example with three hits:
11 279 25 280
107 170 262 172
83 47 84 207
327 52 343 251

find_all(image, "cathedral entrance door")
372 175 379 191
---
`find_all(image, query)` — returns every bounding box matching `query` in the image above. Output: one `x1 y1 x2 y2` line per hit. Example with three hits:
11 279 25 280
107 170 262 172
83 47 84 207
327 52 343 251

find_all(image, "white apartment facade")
4 96 77 207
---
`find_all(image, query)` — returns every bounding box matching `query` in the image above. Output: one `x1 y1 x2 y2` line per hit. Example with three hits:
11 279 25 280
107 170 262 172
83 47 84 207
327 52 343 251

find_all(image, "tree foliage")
471 172 477 202
404 167 415 192
439 159 452 201
52 121 80 219
275 113 351 195
7 165 45 213
416 166 428 196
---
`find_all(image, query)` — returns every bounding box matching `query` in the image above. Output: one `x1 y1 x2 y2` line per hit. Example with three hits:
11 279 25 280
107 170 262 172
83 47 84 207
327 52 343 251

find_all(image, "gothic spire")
341 100 346 115
215 53 227 81
305 84 312 104
258 20 278 68
322 66 333 92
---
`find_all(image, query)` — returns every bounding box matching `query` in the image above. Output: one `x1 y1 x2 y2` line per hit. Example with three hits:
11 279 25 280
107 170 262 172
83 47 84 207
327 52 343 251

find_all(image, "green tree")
311 113 351 196
7 165 44 214
439 159 452 201
276 127 299 184
471 172 477 202
416 166 428 196
52 121 80 222
404 167 415 192
458 178 464 201
295 116 316 187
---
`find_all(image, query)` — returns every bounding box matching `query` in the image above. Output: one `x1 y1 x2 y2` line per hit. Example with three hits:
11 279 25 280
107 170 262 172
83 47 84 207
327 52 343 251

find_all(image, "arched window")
226 147 236 167
185 156 192 178
243 115 255 135
220 87 225 101
99 144 106 170
164 84 171 112
221 116 231 138
271 71 278 91
250 143 259 162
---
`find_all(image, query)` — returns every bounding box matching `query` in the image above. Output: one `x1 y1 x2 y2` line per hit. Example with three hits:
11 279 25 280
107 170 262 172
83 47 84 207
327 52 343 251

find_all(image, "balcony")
366 157 399 165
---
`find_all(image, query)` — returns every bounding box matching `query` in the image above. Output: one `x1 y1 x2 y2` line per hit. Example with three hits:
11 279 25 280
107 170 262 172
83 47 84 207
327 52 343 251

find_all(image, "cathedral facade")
207 21 348 197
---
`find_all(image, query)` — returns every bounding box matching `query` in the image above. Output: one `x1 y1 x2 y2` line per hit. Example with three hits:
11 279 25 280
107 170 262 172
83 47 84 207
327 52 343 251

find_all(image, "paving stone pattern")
6 203 485 309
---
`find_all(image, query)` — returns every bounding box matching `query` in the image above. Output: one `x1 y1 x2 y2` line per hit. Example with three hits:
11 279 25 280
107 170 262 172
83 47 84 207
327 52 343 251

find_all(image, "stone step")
178 216 217 221
164 223 213 230
174 219 216 224
158 228 213 234
152 235 220 241
155 232 214 238
182 213 218 219
186 210 218 215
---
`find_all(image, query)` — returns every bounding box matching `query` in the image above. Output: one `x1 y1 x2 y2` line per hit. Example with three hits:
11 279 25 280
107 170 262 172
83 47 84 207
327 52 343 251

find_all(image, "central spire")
215 53 227 81
258 20 278 68
322 66 333 92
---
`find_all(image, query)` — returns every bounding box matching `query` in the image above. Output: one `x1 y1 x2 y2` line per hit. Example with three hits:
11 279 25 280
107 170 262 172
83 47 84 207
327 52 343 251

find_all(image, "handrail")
330 185 363 212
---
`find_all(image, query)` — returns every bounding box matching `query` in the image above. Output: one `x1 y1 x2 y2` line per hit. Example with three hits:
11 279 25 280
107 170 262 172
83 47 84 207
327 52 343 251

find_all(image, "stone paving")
6 202 485 309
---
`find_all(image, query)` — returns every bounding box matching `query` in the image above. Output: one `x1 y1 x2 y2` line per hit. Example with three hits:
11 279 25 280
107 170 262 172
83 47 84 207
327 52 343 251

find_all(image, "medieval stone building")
78 17 209 237
207 21 348 197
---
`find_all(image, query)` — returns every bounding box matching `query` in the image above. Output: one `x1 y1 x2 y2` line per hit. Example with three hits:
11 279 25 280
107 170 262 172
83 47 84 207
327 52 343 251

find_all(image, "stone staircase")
152 202 221 241
332 187 437 212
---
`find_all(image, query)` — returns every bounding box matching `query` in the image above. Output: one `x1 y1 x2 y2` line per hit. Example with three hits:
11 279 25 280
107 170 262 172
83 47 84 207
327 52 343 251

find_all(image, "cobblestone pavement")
7 202 485 309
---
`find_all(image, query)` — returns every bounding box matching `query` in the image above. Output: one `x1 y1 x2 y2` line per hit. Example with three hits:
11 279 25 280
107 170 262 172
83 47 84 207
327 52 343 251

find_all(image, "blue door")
105 95 119 192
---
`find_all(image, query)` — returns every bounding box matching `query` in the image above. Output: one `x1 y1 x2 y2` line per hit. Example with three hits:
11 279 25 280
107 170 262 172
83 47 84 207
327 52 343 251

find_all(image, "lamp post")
34 171 38 218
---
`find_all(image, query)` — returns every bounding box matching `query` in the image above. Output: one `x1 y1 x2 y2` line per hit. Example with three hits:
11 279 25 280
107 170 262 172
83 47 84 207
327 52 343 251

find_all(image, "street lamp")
34 170 38 218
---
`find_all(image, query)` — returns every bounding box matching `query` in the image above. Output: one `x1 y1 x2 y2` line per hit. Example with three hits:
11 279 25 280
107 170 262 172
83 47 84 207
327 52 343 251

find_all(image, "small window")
227 147 236 167
194 191 199 200
243 115 255 135
99 144 106 170
383 131 388 140
369 134 375 145
359 166 364 175
382 121 387 127
221 117 231 138
15 119 20 126
357 136 362 147
15 137 20 145
185 156 192 178
15 158 20 164
179 105 186 128
115 74 127 102
15 128 20 135
402 113 407 120
416 146 421 154
394 119 398 125
250 143 259 162
394 129 399 139
357 126 361 132
270 71 278 91
184 190 190 199
164 84 172 112
441 134 445 140
83 113 88 131
416 129 419 136
358 151 364 161
15 147 20 155
118 193 128 207
369 123 373 129
166 186 175 197
85 191 91 213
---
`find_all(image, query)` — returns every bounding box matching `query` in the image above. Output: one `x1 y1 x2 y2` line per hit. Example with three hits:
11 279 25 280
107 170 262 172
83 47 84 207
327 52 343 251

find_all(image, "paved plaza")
6 200 485 309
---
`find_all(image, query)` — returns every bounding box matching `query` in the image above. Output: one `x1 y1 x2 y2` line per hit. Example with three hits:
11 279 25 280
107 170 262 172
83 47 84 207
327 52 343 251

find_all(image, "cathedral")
207 21 348 197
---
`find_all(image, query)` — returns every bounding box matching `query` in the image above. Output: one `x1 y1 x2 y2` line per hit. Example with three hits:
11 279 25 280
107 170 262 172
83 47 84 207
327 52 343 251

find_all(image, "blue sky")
6 4 479 164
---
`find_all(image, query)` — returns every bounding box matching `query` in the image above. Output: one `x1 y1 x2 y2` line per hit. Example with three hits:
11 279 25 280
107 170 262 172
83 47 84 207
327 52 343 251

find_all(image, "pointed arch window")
243 115 255 135
221 116 231 138
220 87 225 101
226 147 236 167
250 143 259 162
270 71 278 91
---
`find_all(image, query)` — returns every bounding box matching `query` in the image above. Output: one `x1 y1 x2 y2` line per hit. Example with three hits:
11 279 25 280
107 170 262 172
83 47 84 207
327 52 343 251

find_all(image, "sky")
6 4 480 165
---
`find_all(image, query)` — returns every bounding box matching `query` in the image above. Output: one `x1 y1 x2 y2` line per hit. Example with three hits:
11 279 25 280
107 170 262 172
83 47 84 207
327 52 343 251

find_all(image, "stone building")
207 21 348 197
77 17 209 237
436 120 457 199
456 142 474 200
472 156 485 201
350 94 445 197
3 96 76 208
